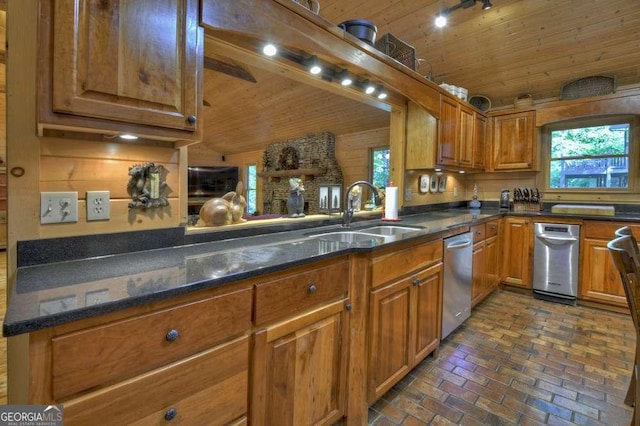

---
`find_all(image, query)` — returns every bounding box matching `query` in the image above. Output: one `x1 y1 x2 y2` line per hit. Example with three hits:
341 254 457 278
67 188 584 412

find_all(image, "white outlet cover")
86 191 110 221
41 192 78 224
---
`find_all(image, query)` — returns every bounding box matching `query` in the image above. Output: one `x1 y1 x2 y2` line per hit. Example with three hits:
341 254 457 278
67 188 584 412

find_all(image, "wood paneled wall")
335 127 389 189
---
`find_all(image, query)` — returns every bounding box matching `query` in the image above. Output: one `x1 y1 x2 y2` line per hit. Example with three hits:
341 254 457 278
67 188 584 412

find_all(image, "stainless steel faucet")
343 180 380 228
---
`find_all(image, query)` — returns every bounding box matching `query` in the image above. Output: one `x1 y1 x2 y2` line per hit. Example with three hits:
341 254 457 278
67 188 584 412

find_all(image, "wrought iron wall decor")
127 162 170 209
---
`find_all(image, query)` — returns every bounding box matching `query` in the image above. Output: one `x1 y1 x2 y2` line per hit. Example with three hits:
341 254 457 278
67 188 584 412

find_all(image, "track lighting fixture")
434 0 492 27
336 69 353 86
376 85 387 100
303 55 322 75
363 80 376 95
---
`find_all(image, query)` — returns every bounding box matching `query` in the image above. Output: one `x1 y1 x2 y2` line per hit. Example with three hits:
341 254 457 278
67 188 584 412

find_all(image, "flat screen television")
188 166 239 198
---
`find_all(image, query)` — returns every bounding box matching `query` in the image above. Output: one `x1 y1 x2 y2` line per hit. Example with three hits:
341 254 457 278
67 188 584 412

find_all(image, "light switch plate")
41 192 78 224
404 188 412 201
86 191 110 221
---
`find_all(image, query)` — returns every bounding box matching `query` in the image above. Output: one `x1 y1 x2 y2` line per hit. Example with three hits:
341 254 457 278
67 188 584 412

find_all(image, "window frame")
245 163 257 214
541 115 636 194
369 145 390 189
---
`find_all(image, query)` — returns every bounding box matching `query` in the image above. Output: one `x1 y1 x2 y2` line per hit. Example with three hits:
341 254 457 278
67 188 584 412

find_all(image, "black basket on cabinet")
375 33 418 71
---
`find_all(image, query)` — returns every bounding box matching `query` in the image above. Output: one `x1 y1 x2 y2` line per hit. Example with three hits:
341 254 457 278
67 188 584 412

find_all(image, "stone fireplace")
262 132 343 215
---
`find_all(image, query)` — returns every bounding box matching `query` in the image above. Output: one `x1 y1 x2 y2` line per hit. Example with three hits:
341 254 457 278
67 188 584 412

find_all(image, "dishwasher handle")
446 240 472 250
536 234 578 245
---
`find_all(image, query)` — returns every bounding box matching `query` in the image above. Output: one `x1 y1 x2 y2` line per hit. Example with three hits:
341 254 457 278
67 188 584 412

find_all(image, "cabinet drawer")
64 335 249 426
371 240 443 288
486 220 499 238
471 224 485 242
583 221 640 240
254 259 349 325
52 286 252 400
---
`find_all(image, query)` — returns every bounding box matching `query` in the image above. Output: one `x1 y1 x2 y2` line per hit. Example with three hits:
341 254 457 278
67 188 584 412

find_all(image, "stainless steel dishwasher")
442 232 473 339
533 223 580 304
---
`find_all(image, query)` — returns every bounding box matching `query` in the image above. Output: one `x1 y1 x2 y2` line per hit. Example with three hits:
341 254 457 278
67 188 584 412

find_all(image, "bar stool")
608 234 640 425
616 227 640 407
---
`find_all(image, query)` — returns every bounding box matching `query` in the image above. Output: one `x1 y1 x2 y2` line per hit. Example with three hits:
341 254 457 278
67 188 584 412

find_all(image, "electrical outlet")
453 186 458 197
86 191 110 221
404 188 412 201
41 192 78 224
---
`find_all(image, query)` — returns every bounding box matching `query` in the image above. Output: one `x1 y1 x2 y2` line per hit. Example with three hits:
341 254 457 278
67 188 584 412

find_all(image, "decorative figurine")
127 162 170 209
469 183 481 209
286 177 305 217
197 181 247 226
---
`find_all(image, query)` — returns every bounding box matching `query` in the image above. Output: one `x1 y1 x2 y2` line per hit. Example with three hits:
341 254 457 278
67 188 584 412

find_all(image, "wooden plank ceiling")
201 0 640 155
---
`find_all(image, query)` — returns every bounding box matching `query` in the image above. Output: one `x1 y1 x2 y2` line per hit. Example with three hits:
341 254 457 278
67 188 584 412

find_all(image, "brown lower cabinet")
501 217 532 288
579 221 640 309
472 220 501 307
252 299 349 426
367 239 443 403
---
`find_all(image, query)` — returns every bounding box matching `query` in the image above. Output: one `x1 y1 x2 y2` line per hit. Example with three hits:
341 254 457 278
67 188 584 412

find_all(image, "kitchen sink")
358 225 424 236
309 231 388 244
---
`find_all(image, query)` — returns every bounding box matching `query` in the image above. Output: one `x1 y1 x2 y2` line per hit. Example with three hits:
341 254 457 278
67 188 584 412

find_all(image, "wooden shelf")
258 168 326 183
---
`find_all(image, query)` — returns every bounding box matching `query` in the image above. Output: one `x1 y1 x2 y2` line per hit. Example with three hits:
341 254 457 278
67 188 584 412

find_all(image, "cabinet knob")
164 408 177 421
308 284 317 294
165 329 179 342
187 115 197 125
345 303 352 311
412 277 420 286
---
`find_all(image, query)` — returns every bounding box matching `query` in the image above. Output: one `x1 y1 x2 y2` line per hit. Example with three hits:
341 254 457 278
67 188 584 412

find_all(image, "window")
370 147 390 189
546 118 631 190
246 164 257 214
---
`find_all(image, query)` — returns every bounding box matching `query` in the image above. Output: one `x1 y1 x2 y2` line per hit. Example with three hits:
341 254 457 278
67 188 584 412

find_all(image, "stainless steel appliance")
533 223 580 304
442 232 473 339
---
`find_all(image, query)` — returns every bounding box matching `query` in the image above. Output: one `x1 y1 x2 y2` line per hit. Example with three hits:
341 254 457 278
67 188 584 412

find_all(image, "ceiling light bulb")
482 0 492 10
365 84 376 95
377 88 387 100
262 43 277 57
337 70 352 86
303 55 322 75
435 15 448 28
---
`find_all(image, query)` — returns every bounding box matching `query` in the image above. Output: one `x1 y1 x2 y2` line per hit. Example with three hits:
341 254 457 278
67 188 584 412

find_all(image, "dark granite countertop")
5 203 639 337
3 209 499 337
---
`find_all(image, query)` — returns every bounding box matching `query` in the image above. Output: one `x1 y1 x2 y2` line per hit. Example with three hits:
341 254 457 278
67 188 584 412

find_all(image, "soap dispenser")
469 184 481 209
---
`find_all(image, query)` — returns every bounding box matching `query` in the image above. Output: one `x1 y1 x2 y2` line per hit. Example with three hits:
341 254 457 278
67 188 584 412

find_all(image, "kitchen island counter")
3 209 500 336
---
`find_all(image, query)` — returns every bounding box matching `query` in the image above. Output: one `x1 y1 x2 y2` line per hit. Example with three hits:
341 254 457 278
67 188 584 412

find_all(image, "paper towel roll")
385 186 398 220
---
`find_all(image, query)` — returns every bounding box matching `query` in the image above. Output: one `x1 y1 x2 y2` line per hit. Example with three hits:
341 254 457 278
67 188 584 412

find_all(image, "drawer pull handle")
165 408 177 421
412 278 420 286
165 329 179 342
308 284 317 294
187 115 197 125
345 303 352 311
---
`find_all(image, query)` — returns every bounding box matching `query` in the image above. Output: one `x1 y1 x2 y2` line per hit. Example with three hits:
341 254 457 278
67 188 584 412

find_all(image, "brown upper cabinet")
37 0 203 145
406 98 485 171
437 95 484 171
489 110 537 171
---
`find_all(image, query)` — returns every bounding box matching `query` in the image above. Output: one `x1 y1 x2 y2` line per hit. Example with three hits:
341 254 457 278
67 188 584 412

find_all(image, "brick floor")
368 290 635 425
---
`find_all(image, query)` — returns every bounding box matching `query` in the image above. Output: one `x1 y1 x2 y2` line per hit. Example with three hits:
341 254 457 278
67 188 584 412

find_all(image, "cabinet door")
412 263 442 364
49 0 201 133
438 96 459 167
502 217 532 288
458 105 475 167
471 241 486 307
473 114 487 170
485 234 500 293
252 300 349 426
405 101 438 169
492 111 536 170
368 279 411 403
580 238 628 307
